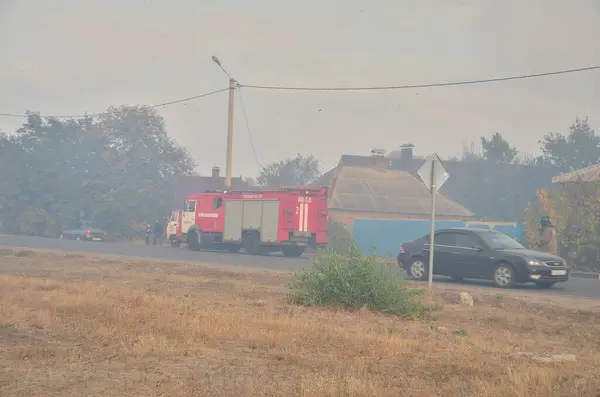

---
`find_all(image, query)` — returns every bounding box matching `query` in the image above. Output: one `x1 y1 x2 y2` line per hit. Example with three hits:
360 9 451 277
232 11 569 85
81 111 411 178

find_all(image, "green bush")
326 219 354 252
286 244 432 319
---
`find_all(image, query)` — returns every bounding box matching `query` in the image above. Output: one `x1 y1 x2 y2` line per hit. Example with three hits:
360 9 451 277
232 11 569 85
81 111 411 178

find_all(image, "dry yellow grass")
1 248 599 397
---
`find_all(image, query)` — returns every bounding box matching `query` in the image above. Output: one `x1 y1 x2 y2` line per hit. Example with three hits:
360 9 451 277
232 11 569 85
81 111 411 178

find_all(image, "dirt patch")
0 249 599 396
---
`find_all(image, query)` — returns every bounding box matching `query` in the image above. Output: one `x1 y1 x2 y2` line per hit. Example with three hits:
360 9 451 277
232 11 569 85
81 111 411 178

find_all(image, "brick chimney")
211 166 220 178
399 143 414 161
370 148 389 170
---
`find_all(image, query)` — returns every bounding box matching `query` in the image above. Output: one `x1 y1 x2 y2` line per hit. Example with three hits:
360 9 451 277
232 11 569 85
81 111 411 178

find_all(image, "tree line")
256 117 599 224
0 106 195 237
0 108 596 239
453 117 598 221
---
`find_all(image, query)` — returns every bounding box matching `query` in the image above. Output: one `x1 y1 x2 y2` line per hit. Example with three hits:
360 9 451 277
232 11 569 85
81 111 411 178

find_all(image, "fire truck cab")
176 186 328 257
166 210 183 247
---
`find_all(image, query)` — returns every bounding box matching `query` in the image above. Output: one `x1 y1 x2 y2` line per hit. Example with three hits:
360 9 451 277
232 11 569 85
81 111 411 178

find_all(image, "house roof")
551 163 600 183
172 175 249 209
327 165 474 218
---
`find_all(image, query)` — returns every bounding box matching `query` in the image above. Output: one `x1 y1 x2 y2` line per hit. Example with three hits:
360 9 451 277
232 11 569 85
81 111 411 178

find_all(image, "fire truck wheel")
282 246 305 257
187 230 200 251
242 232 261 255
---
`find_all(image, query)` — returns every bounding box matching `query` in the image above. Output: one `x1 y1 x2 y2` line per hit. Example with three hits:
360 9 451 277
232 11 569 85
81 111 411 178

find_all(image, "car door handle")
451 251 461 255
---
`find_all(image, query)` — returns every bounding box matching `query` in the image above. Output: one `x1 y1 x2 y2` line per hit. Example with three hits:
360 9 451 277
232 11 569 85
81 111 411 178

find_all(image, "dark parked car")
60 226 108 242
397 228 569 289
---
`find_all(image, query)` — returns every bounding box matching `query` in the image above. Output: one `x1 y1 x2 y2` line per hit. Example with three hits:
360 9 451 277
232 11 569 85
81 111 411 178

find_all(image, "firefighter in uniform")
152 220 164 246
538 216 558 255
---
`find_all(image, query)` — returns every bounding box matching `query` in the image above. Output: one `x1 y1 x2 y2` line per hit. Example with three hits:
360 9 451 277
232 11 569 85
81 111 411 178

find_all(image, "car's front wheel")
493 263 516 288
408 258 428 281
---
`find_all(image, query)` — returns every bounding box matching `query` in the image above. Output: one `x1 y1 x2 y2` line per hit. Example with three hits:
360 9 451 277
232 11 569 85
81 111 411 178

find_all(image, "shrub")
326 219 354 253
286 244 432 319
524 180 600 267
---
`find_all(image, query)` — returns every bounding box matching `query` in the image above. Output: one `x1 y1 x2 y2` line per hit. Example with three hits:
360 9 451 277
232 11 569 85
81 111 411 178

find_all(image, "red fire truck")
166 186 329 257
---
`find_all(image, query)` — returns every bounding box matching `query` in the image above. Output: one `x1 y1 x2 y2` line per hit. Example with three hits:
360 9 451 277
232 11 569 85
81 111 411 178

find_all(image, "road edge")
571 272 600 280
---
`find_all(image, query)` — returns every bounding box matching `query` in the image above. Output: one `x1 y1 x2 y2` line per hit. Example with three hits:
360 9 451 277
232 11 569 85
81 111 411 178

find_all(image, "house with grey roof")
317 151 474 227
552 163 600 184
320 143 555 223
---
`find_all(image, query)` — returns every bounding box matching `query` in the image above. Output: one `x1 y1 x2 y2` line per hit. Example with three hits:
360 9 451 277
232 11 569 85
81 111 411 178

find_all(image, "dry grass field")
1 248 599 397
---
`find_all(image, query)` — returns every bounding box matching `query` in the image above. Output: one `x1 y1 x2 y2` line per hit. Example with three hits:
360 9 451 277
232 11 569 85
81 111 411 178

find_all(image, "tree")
453 133 555 222
92 106 196 232
481 132 517 164
540 117 599 172
524 180 600 269
257 154 321 187
243 177 256 187
0 107 195 237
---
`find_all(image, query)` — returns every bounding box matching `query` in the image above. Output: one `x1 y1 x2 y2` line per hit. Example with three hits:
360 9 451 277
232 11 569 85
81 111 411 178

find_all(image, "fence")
352 218 522 257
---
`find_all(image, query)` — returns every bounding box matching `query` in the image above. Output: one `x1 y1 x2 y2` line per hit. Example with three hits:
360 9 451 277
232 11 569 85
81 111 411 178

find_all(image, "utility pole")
225 78 236 189
212 56 237 190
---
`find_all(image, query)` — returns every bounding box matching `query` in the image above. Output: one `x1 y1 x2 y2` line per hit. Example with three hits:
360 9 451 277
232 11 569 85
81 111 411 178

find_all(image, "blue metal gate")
352 219 522 257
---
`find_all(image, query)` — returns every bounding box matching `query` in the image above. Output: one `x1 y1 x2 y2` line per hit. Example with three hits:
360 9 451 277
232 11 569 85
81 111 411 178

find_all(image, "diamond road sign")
417 153 449 193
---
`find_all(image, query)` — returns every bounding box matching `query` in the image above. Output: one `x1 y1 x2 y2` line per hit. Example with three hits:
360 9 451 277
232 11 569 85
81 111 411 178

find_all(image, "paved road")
1 234 599 301
0 234 309 271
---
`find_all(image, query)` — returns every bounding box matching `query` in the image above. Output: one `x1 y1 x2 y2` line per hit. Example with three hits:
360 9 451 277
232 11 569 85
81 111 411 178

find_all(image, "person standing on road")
538 216 558 255
145 224 152 246
152 220 164 246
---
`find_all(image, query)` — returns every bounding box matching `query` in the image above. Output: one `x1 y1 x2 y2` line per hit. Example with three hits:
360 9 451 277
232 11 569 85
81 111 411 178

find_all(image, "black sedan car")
397 228 569 288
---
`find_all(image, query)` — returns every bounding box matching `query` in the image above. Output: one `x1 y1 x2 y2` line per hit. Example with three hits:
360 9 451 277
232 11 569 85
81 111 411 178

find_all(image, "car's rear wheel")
535 281 555 289
493 263 516 288
408 258 428 281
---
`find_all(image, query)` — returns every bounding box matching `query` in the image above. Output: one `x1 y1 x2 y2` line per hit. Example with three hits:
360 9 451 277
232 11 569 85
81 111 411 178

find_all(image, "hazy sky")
1 0 599 177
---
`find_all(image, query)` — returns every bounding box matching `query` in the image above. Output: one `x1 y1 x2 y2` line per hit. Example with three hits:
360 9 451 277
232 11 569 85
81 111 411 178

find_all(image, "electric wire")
0 87 229 119
240 65 600 91
236 86 262 170
3 64 600 119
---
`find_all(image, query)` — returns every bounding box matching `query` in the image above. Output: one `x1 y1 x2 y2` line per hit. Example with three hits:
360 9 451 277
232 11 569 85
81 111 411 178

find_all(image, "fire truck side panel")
181 187 329 250
242 200 263 230
195 195 222 233
277 198 294 241
222 200 243 241
261 200 280 243
292 196 328 244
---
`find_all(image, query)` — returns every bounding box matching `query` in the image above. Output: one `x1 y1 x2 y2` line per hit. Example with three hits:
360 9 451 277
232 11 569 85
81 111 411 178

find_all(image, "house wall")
328 209 466 227
352 218 522 257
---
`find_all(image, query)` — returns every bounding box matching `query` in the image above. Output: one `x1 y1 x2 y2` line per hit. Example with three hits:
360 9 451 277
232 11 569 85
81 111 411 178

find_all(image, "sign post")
417 153 449 289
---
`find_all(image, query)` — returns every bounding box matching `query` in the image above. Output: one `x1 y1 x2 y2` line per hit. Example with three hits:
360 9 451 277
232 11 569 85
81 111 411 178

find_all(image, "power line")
240 65 600 91
3 64 599 119
236 87 262 170
0 87 229 119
